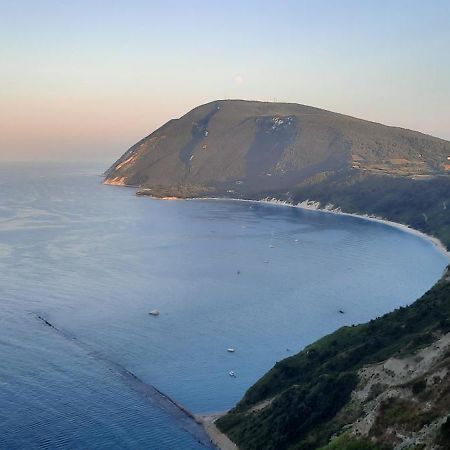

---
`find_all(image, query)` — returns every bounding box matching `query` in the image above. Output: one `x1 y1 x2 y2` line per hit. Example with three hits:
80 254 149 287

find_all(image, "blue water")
0 162 447 449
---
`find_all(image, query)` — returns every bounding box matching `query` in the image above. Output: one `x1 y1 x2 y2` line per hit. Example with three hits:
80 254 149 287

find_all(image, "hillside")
217 269 450 450
104 100 450 199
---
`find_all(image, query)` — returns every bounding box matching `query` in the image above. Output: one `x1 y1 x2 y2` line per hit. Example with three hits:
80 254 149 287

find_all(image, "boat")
229 371 236 377
227 348 235 353
148 309 160 316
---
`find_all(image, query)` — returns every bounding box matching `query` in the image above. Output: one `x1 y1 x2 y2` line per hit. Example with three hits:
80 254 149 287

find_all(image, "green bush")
411 380 427 395
319 434 382 450
438 417 450 445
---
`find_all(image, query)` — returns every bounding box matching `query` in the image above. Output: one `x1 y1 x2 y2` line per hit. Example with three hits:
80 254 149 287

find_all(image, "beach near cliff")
196 413 238 450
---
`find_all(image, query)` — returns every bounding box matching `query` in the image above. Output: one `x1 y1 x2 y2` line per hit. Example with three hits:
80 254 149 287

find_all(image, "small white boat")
148 309 160 316
227 348 235 353
269 244 275 248
229 371 236 377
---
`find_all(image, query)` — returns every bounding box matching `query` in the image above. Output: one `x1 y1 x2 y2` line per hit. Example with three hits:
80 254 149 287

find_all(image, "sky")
1 0 449 162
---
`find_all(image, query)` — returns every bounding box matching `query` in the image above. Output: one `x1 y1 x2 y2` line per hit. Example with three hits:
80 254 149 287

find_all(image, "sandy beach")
263 198 450 259
105 180 450 260
196 413 238 450
185 196 450 260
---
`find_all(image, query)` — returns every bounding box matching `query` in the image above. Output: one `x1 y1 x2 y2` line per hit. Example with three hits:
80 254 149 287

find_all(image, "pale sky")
1 0 449 162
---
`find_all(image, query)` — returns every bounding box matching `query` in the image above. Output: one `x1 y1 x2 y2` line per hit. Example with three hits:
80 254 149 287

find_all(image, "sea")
0 162 447 449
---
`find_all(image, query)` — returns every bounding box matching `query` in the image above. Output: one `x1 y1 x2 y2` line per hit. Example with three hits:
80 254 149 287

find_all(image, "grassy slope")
217 271 450 449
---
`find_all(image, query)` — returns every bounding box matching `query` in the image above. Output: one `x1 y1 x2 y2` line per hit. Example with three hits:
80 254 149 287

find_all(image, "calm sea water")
0 162 447 449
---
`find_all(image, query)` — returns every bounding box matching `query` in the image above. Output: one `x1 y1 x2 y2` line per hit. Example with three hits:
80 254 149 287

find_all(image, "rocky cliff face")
343 332 450 449
104 100 450 199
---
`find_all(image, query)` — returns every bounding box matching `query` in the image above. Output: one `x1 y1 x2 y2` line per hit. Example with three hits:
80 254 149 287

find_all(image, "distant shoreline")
182 196 450 260
104 181 449 268
103 181 450 260
195 413 237 450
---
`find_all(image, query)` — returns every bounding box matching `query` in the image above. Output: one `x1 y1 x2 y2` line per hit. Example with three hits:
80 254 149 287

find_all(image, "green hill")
105 100 450 198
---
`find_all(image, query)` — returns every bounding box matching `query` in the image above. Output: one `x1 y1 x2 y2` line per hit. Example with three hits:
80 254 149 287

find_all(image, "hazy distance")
1 0 449 162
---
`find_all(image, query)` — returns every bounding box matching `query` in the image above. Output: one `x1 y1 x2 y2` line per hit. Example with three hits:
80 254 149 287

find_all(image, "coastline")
103 182 449 258
263 198 450 259
182 196 450 260
195 413 238 450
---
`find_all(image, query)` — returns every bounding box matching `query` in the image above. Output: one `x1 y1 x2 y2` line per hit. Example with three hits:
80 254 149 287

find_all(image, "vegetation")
438 417 450 446
371 398 438 435
317 434 382 450
217 268 450 449
105 100 450 199
411 380 427 395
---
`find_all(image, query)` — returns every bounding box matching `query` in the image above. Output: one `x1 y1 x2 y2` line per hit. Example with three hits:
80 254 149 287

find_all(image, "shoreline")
195 413 238 450
108 182 449 258
181 195 450 260
265 198 450 259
